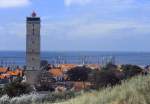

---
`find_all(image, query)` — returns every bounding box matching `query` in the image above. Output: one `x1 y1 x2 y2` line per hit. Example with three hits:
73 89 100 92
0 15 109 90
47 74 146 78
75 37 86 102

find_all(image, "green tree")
93 69 124 89
121 64 143 78
4 78 32 97
67 66 92 88
67 66 91 82
102 63 117 70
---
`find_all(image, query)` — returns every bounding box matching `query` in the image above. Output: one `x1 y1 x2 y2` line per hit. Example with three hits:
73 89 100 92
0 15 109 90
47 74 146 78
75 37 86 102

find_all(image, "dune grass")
60 75 150 104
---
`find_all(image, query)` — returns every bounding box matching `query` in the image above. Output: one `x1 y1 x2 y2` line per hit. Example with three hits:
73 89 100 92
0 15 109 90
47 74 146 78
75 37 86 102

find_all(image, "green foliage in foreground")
121 64 143 78
0 91 77 104
4 78 32 97
43 91 76 103
0 75 150 104
61 75 150 104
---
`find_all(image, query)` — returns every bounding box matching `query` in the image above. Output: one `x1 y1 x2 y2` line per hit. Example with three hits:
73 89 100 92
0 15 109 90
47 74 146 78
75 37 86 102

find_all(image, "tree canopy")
67 66 91 82
121 64 143 78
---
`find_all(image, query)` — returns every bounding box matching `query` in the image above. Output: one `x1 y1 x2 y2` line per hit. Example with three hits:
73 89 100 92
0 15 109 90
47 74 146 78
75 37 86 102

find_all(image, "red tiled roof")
0 67 7 73
49 68 63 77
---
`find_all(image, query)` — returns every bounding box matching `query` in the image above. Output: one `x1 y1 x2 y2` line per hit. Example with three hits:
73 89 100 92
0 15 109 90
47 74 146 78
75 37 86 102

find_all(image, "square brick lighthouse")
25 12 41 85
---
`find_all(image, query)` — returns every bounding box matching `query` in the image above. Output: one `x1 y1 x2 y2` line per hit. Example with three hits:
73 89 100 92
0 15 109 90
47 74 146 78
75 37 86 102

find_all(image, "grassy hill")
61 75 150 104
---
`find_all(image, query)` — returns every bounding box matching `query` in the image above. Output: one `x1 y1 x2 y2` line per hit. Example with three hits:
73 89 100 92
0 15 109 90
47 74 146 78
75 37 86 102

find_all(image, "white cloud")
0 23 25 38
41 19 150 40
64 0 138 7
0 0 30 8
64 0 92 6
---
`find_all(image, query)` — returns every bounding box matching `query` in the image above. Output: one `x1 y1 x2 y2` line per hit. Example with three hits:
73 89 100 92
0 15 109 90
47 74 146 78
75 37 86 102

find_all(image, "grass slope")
61 75 150 104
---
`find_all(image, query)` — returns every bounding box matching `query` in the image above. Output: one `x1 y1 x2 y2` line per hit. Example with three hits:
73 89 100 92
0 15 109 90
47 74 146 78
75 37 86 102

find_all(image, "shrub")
94 70 124 89
0 95 10 104
0 88 5 97
10 93 44 104
67 66 91 82
4 79 32 97
121 64 143 78
102 63 118 70
0 93 44 104
0 91 76 104
35 82 55 92
43 91 75 103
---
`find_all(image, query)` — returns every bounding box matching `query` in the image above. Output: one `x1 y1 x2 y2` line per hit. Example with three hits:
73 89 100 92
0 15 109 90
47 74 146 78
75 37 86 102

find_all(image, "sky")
0 0 149 52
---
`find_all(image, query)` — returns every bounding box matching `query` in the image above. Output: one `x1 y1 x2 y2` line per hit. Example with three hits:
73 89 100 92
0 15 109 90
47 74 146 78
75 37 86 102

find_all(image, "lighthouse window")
32 24 35 35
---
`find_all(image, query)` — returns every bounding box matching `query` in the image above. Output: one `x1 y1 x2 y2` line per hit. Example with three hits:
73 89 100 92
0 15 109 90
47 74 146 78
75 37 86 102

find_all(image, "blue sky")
0 0 150 52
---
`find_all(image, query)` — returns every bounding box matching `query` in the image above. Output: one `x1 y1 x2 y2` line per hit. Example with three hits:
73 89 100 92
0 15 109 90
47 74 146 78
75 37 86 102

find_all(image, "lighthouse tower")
26 12 41 85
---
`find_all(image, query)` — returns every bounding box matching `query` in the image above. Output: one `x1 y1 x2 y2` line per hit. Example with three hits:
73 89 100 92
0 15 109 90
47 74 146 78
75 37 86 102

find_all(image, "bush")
0 93 44 104
0 91 76 104
0 95 10 104
67 66 91 82
102 63 117 70
94 70 124 89
35 82 55 92
121 64 143 78
4 79 32 97
43 91 75 103
10 93 44 104
0 88 5 97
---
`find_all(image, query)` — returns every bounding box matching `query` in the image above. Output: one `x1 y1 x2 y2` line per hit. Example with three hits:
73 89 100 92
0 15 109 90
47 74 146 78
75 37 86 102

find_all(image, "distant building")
25 12 41 85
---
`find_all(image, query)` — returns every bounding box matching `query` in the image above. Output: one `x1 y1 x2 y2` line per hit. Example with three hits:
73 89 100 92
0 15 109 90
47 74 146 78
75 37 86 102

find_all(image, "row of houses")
0 64 103 91
0 67 23 87
0 67 23 79
39 64 101 91
48 64 101 81
0 64 100 81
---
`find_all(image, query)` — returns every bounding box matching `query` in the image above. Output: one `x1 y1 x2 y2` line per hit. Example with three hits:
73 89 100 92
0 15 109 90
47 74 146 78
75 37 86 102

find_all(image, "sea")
0 51 150 66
